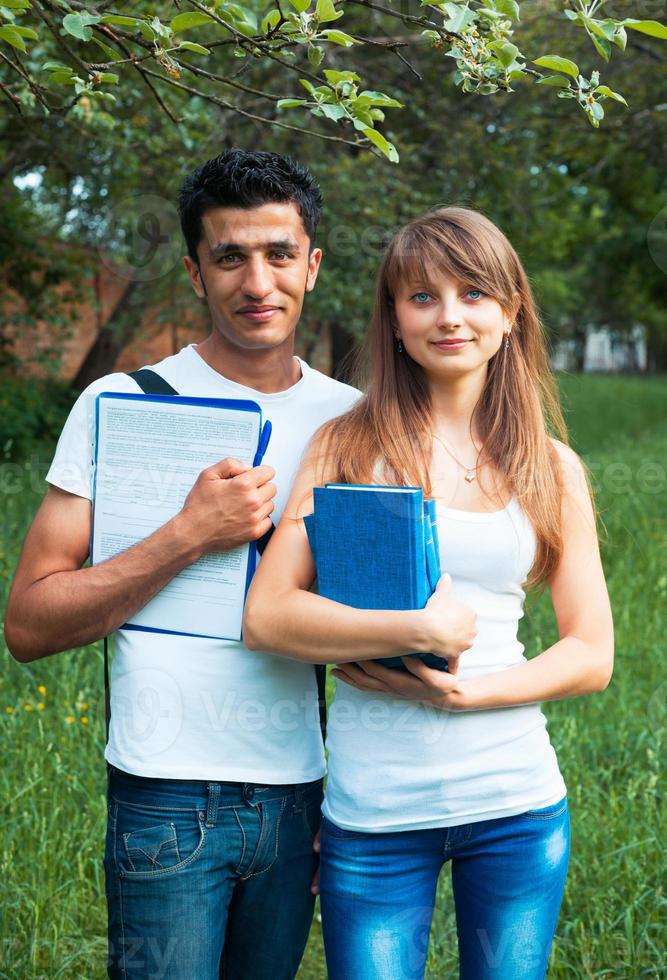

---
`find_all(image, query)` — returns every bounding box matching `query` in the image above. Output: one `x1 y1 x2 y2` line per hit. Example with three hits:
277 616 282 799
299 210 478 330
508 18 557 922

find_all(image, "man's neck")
195 333 302 394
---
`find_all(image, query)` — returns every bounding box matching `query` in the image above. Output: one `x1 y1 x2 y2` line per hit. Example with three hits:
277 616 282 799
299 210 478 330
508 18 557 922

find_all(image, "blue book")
305 484 448 672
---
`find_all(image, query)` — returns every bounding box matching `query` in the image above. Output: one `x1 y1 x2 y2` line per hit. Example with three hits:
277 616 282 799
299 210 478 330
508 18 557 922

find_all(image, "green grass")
1 375 665 979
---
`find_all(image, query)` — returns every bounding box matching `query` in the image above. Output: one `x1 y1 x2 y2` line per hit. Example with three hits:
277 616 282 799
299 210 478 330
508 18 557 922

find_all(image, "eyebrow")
209 238 299 260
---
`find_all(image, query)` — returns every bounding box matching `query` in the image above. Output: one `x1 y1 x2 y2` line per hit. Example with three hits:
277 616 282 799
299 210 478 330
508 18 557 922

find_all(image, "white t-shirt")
46 344 360 782
323 496 567 831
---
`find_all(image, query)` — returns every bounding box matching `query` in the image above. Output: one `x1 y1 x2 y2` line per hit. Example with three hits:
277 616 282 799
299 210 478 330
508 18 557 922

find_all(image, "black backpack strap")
128 368 179 396
104 369 179 749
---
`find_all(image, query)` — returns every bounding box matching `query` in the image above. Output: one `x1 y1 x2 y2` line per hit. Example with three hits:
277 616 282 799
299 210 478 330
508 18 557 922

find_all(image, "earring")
396 337 404 353
504 331 511 351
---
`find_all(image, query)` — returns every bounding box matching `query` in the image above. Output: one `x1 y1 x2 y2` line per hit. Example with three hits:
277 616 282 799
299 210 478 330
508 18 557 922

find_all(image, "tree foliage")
0 0 665 162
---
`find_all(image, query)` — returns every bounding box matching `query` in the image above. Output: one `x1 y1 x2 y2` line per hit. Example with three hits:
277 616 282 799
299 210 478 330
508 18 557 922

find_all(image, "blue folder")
304 484 448 672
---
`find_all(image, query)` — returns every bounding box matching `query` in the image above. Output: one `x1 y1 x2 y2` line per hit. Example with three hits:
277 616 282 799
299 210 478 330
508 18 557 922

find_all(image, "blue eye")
467 288 484 300
412 292 432 303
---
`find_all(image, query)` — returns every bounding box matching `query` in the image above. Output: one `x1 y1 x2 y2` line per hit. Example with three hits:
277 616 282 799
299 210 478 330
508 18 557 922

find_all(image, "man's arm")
5 458 276 663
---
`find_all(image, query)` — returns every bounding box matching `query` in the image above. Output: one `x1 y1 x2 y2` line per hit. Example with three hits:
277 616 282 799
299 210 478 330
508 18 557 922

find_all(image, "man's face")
183 201 322 353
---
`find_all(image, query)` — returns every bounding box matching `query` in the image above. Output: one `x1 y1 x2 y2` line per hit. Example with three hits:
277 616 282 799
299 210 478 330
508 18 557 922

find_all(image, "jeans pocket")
114 801 207 878
302 787 324 840
523 796 568 820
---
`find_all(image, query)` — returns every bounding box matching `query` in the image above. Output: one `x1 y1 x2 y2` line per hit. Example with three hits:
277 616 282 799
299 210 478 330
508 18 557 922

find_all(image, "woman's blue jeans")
104 766 323 979
320 797 570 980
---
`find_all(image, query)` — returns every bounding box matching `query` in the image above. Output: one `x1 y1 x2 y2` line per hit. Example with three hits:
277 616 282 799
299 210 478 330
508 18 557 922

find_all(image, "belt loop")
293 782 304 811
206 783 221 828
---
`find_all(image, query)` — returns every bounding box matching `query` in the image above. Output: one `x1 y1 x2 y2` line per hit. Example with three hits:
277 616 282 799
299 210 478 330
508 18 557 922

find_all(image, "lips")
433 338 472 349
237 306 282 322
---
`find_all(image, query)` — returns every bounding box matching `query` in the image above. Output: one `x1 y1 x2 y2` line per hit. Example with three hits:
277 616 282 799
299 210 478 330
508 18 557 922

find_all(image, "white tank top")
322 496 567 832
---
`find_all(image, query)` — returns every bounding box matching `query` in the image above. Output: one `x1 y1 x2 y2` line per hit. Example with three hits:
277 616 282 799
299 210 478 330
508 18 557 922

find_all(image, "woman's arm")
333 440 614 709
243 435 478 666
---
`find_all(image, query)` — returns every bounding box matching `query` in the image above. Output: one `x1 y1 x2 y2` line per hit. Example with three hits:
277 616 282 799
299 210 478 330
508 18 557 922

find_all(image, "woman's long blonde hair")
319 206 570 587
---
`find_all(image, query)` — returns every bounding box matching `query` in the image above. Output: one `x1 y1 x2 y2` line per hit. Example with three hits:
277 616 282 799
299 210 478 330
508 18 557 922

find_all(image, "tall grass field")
1 374 665 979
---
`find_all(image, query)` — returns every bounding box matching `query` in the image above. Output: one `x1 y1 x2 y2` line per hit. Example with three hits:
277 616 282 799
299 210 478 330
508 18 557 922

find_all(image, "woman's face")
392 267 513 383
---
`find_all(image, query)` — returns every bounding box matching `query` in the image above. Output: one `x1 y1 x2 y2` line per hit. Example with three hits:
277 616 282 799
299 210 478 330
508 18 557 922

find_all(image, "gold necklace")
432 432 482 483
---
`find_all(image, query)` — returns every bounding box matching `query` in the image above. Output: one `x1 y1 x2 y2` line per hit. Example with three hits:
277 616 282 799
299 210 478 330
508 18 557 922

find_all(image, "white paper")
92 395 261 640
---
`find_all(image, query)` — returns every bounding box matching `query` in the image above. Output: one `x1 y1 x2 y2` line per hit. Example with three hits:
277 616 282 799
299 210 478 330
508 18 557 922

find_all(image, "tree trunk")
71 280 143 390
330 321 358 383
646 329 667 373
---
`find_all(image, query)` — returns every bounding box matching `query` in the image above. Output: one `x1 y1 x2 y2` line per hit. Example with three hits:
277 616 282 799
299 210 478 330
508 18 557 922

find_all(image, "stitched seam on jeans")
233 807 247 876
241 797 287 880
119 820 207 879
113 806 129 980
113 799 201 813
523 802 568 820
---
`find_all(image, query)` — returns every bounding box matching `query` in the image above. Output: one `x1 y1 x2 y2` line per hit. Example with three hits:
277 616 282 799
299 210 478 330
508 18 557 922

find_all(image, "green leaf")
138 21 156 41
47 71 76 85
323 69 360 84
494 0 519 20
356 90 403 107
62 12 100 40
361 126 399 163
12 26 38 39
0 0 32 8
276 98 308 108
536 74 570 88
91 37 122 61
261 9 281 32
299 78 316 95
442 2 477 32
589 101 604 121
96 71 119 83
100 15 141 27
488 40 519 68
288 0 310 12
533 55 579 78
589 32 611 62
42 61 72 72
563 8 578 20
622 19 667 40
177 41 211 55
595 84 628 105
171 11 214 32
319 102 346 120
613 26 627 50
0 25 26 50
315 0 343 22
319 29 358 45
308 43 324 66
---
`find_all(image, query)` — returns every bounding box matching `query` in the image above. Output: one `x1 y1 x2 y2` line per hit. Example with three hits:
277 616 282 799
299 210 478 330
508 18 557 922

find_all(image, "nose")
436 292 464 331
241 255 273 300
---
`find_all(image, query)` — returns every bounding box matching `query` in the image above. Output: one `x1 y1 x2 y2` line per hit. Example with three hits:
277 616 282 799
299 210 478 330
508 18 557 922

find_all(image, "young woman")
243 206 614 980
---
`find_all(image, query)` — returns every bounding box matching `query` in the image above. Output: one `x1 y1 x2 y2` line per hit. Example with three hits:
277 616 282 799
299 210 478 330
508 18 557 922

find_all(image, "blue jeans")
320 797 570 980
104 766 323 980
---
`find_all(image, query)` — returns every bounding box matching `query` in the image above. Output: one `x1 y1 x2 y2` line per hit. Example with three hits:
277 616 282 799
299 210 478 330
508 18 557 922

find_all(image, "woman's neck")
428 369 487 444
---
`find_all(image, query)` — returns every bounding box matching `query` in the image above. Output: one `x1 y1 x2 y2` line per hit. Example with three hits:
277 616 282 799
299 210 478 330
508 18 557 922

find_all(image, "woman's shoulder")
549 438 590 502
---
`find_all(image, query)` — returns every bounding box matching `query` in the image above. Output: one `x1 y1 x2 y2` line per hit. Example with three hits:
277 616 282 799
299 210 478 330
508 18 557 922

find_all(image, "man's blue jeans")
104 766 323 979
320 797 570 980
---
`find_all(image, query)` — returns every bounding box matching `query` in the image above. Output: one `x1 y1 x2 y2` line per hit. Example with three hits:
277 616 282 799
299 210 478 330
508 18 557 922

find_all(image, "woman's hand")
419 573 477 673
331 657 469 711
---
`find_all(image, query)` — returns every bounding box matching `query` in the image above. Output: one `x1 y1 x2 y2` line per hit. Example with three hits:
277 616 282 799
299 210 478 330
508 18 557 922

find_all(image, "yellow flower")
24 704 33 712
80 702 89 711
65 715 75 725
80 716 89 725
38 685 47 695
5 707 14 714
37 703 45 711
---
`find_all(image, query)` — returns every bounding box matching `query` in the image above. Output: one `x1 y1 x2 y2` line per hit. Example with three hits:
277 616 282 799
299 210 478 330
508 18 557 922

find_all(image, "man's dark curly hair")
178 149 323 262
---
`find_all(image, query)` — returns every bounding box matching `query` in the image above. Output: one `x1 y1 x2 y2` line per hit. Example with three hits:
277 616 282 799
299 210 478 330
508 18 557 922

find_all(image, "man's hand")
178 458 277 557
331 657 469 712
310 826 321 895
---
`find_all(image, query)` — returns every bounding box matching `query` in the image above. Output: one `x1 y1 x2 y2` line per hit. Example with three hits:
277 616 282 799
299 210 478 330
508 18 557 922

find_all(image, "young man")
5 150 359 979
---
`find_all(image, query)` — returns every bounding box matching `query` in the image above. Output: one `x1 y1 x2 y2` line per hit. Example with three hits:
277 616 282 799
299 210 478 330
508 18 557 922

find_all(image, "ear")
305 247 323 292
183 255 207 299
